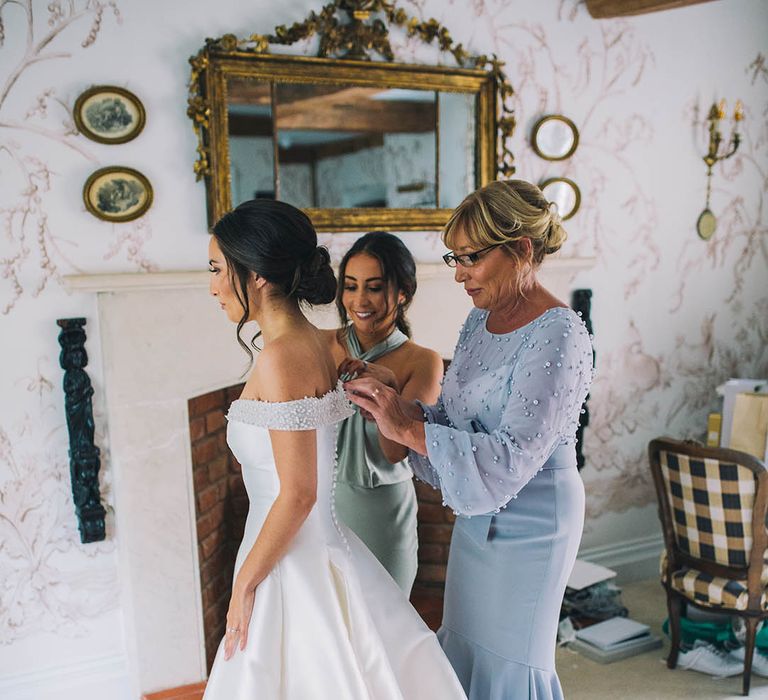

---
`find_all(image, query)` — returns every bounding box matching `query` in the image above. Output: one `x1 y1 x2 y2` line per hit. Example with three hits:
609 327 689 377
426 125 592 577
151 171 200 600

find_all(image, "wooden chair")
649 437 768 696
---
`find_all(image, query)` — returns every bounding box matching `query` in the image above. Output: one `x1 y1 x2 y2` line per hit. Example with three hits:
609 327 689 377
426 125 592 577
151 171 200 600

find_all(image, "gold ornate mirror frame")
187 0 515 232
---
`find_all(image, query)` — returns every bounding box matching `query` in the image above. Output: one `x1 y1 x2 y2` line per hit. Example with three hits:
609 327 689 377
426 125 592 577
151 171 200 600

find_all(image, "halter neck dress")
335 326 419 592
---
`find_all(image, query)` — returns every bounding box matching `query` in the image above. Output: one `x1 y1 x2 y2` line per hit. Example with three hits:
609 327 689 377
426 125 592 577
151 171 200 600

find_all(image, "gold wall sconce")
697 99 743 240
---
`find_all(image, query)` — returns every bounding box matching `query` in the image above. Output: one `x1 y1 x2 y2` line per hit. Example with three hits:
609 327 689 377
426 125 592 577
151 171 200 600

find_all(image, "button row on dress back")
329 421 351 555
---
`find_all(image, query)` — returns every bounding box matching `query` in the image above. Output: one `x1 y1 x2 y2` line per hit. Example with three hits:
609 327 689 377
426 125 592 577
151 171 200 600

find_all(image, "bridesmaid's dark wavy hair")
212 199 336 362
336 232 416 338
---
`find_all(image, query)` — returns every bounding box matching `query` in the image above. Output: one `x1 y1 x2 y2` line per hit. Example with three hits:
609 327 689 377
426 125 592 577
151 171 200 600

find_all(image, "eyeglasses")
442 243 502 268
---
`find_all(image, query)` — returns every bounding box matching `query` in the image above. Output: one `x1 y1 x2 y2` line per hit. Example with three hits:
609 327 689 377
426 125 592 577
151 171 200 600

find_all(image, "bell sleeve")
408 393 449 488
412 318 593 515
407 309 481 489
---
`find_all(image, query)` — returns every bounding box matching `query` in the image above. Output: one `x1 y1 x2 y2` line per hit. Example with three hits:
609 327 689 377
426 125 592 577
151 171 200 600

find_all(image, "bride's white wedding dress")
203 382 466 699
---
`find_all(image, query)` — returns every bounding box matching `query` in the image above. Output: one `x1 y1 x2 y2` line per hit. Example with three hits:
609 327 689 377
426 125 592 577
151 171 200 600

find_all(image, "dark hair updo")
212 199 336 358
336 231 417 338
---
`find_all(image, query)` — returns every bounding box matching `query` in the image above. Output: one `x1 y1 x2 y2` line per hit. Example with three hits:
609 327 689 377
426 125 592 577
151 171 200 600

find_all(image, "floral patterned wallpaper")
0 0 766 691
0 0 124 661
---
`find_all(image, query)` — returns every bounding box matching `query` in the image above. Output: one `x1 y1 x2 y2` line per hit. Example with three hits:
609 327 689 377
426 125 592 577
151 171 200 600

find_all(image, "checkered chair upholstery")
660 550 768 611
650 438 768 695
656 446 768 610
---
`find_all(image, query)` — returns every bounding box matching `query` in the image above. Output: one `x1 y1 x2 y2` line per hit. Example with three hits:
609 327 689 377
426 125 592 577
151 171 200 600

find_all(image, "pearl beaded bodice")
226 381 353 431
410 306 594 516
225 382 355 552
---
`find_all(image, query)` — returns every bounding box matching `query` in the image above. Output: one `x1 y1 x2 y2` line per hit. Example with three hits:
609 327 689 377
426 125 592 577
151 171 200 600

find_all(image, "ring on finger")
227 627 239 634
372 387 381 396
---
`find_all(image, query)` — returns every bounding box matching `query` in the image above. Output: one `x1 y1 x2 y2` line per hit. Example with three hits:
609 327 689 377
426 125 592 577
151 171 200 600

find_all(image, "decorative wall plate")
696 208 717 240
74 85 146 144
531 115 579 161
83 166 153 222
540 177 581 220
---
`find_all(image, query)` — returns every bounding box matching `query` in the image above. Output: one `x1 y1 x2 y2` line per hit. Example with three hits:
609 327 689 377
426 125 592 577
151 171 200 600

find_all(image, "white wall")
0 0 766 696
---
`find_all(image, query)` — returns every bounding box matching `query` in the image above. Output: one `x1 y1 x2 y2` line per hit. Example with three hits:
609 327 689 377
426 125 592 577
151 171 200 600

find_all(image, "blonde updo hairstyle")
443 179 566 296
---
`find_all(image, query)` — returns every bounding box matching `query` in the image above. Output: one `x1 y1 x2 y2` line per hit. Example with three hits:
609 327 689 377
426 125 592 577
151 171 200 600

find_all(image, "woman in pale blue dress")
345 180 594 699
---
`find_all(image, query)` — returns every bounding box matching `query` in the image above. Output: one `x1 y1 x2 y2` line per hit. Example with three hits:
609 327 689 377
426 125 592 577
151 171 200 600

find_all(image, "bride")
204 198 465 699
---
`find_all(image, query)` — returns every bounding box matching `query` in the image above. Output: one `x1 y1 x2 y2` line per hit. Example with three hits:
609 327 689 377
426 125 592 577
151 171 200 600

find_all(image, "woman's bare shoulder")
250 335 335 402
400 340 443 373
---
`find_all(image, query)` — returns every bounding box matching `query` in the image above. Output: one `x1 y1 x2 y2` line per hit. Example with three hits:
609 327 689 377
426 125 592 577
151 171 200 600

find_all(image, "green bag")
662 615 768 650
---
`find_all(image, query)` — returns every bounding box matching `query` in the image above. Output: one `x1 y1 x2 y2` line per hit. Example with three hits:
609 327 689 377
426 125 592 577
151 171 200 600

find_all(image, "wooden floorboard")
142 681 206 700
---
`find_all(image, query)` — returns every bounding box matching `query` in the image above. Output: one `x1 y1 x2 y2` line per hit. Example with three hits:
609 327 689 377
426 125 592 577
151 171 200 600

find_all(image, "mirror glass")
226 77 477 213
228 78 275 204
276 83 436 209
541 177 581 220
532 115 578 161
438 92 476 209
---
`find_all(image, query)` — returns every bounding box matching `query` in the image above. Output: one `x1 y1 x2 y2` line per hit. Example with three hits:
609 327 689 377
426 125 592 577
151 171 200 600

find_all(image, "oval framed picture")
74 85 146 144
83 166 153 222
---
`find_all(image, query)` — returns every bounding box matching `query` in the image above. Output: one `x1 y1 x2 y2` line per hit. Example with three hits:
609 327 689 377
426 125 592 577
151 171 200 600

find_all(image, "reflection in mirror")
228 78 275 205
541 177 581 220
224 77 482 214
438 92 475 208
274 84 437 209
531 115 579 161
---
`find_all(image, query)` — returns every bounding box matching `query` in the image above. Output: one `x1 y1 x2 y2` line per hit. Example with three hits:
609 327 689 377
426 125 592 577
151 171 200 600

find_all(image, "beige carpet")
557 578 768 699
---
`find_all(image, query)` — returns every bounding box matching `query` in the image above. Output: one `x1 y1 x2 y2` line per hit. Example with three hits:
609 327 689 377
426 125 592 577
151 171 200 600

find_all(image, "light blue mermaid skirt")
335 479 419 593
439 453 585 700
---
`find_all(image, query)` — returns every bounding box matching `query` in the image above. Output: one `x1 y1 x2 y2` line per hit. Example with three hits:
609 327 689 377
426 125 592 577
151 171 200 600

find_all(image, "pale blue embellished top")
409 306 594 516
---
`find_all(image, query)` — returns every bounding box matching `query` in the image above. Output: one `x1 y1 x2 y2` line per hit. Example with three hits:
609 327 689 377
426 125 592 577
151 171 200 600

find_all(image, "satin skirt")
335 479 418 593
439 462 585 700
203 508 465 699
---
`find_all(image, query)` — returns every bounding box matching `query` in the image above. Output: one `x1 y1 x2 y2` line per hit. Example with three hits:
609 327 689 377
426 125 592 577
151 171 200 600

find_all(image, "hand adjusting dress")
410 307 594 700
336 326 419 592
203 382 466 699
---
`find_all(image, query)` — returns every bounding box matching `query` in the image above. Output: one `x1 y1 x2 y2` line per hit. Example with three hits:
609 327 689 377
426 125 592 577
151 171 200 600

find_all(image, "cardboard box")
730 393 768 462
717 379 768 448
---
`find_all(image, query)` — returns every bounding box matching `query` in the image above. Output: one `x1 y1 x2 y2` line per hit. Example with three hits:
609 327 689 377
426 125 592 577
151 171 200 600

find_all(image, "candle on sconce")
718 99 727 119
697 95 743 241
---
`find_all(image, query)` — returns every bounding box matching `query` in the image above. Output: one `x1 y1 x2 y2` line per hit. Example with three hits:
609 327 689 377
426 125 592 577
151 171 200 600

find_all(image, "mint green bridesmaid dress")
335 327 419 593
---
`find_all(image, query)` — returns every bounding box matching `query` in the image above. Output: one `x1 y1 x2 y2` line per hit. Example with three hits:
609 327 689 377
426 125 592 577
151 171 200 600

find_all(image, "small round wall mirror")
540 177 581 221
531 115 579 161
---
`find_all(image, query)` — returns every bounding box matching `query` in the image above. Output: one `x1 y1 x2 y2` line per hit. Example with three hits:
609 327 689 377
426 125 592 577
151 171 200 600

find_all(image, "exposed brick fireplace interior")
189 382 455 670
189 384 247 672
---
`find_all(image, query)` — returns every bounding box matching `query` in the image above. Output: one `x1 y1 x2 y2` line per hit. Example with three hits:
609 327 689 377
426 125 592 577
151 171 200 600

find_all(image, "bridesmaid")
324 232 443 593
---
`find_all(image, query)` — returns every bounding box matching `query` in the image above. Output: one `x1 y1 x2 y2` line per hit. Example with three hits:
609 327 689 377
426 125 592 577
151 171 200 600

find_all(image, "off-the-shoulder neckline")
230 379 344 408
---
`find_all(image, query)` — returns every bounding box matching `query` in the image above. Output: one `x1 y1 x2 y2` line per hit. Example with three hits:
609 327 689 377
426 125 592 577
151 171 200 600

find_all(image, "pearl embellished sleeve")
408 310 483 487
417 310 593 515
408 395 448 487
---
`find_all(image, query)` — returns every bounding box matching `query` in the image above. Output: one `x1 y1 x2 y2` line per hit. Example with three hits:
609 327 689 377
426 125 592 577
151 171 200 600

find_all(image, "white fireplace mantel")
66 258 595 359
65 258 596 294
63 255 595 695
